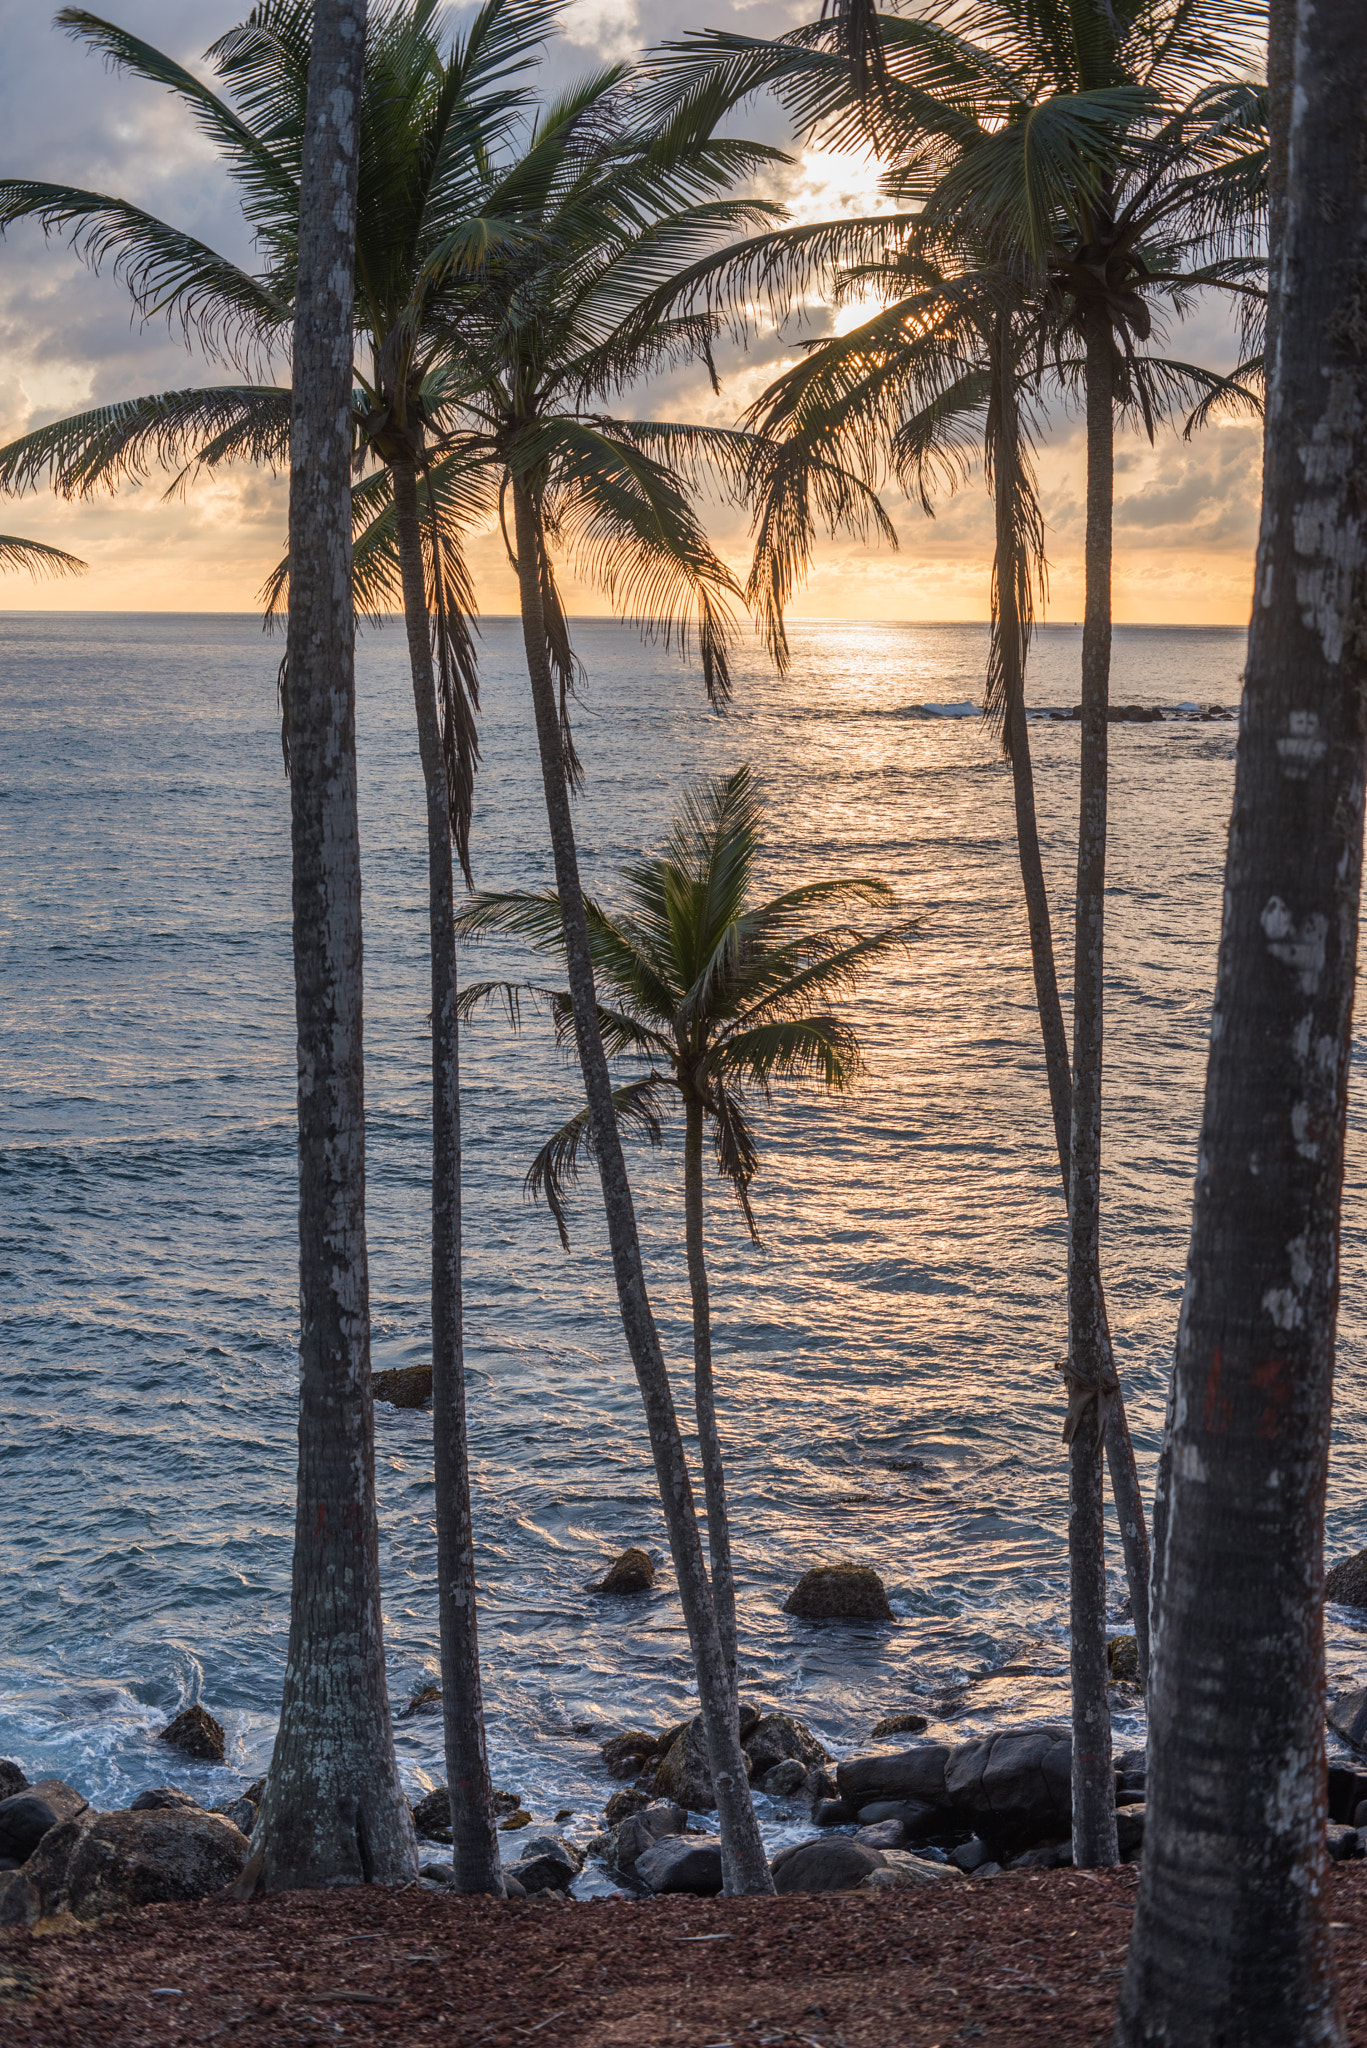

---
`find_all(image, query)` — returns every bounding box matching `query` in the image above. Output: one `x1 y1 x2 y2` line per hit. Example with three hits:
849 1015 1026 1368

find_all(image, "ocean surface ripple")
3 613 1365 1852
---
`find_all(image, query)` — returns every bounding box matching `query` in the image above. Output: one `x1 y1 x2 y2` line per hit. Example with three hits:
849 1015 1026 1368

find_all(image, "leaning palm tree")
455 764 911 1692
0 0 561 1894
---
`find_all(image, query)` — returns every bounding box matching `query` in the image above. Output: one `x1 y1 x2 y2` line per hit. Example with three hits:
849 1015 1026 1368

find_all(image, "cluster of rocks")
583 1549 896 1619
600 1704 834 1811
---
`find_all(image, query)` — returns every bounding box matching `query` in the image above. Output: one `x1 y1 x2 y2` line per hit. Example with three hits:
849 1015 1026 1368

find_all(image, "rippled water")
3 611 1366 1858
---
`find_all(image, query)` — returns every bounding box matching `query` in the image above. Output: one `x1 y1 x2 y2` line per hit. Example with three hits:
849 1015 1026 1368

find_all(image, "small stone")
503 1875 526 1899
554 1808 574 1823
397 1684 442 1720
421 1860 456 1886
783 1562 894 1622
970 1861 1003 1878
1107 1636 1141 1684
813 1797 857 1828
373 1364 432 1408
600 1731 663 1779
871 1713 929 1739
130 1789 201 1813
412 1787 453 1842
951 1838 993 1873
588 1548 655 1596
1327 1822 1363 1863
499 1811 533 1831
1326 1550 1367 1610
159 1705 225 1765
855 1819 907 1850
604 1788 649 1826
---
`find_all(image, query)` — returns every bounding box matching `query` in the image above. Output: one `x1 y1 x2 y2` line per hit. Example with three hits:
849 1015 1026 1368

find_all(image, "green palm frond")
0 534 87 578
0 387 290 500
528 1073 675 1249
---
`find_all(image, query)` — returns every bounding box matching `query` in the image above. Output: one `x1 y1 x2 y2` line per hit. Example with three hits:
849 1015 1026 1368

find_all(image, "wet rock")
871 1713 929 1739
855 1799 944 1834
130 1788 201 1813
783 1563 894 1622
397 1684 442 1719
742 1711 828 1780
503 1875 526 1899
1328 1691 1367 1750
513 1848 579 1896
420 1860 456 1886
1327 1550 1367 1610
601 1730 665 1780
0 1870 36 1928
605 1788 650 1825
499 1811 533 1831
218 1797 258 1836
159 1705 225 1765
0 1781 90 1863
634 1835 724 1896
813 1797 858 1828
588 1547 655 1596
855 1819 908 1851
805 1765 838 1802
760 1760 807 1798
836 1746 952 1810
944 1725 1072 1855
517 1833 585 1874
610 1802 686 1875
373 1364 432 1408
772 1837 885 1894
413 1783 520 1841
0 1763 27 1802
950 1838 993 1873
1107 1636 1141 1684
1327 1823 1364 1863
23 1808 250 1921
653 1715 752 1812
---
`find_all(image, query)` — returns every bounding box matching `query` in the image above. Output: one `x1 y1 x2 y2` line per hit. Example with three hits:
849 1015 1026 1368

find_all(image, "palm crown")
454 762 911 1242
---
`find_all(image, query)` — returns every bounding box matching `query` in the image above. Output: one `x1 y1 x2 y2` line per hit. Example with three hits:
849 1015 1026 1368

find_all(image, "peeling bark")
511 476 773 1897
392 456 502 1896
1116 2 1366 2037
253 0 416 1893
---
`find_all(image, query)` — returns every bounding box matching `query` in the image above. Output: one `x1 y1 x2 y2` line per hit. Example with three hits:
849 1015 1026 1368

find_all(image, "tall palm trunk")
1064 303 1118 1870
1117 1 1365 2035
510 475 772 1896
252 0 416 1892
391 454 502 1895
991 315 1151 1685
683 1088 739 1695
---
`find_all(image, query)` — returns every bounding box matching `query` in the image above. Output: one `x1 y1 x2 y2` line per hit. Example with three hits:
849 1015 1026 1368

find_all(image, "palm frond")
0 534 88 578
528 1074 674 1248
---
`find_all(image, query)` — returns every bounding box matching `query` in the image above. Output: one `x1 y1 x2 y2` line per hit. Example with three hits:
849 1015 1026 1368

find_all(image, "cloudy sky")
0 0 1262 622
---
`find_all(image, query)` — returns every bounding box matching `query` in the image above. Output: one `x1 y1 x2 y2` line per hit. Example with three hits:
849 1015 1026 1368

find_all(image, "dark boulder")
218 1797 258 1836
610 1802 686 1875
1327 1823 1364 1863
601 1730 664 1780
1107 1636 1141 1684
742 1711 828 1779
0 1871 35 1928
373 1364 432 1408
1329 1691 1367 1750
784 1563 894 1622
1327 1551 1367 1610
836 1745 952 1809
413 1782 520 1840
159 1705 225 1764
871 1713 928 1739
1117 1806 1147 1861
950 1838 993 1873
772 1838 885 1894
0 1780 89 1863
856 1799 947 1841
512 1835 583 1896
855 1819 909 1850
653 1715 752 1812
22 1808 250 1922
588 1547 655 1595
944 1725 1072 1854
0 1762 27 1802
605 1787 650 1826
130 1787 201 1813
396 1684 442 1720
634 1835 724 1896
759 1760 807 1797
813 1797 858 1828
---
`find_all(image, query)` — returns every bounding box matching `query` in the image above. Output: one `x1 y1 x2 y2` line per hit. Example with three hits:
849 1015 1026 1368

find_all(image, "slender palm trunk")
252 0 416 1892
1117 3 1365 2034
1065 305 1118 1870
391 455 502 1895
992 316 1151 1685
683 1090 738 1696
510 475 772 1895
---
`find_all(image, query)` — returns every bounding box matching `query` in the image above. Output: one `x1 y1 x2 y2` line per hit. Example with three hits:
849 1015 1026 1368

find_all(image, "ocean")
3 611 1364 1869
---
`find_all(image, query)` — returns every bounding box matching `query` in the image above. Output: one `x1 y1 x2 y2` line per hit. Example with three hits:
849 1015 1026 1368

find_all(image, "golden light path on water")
1 611 1364 1865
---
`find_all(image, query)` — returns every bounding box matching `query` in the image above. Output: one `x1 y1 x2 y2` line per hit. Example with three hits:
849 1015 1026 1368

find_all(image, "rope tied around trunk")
1058 1359 1120 1445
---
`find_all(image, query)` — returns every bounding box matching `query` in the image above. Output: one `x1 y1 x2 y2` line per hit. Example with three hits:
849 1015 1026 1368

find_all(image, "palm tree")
1118 2 1365 2037
0 536 86 577
0 0 562 1894
455 764 911 1692
644 0 1264 1864
245 0 417 1894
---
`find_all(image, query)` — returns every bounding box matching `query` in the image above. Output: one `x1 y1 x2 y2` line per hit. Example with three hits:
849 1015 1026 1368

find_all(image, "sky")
0 0 1263 624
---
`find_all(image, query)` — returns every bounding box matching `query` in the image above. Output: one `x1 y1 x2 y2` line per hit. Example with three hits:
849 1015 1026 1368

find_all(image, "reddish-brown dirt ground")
6 1864 1367 2046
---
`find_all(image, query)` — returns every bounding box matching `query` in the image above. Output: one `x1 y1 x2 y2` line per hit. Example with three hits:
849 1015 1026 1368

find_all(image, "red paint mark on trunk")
1203 1346 1233 1433
316 1502 327 1530
1253 1358 1291 1439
